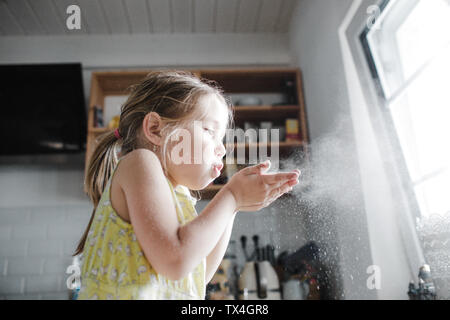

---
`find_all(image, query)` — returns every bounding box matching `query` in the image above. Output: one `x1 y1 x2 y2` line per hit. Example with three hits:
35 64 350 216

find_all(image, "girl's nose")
216 142 226 158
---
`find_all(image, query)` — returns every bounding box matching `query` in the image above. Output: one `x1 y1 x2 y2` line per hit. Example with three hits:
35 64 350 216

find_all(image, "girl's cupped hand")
224 160 300 212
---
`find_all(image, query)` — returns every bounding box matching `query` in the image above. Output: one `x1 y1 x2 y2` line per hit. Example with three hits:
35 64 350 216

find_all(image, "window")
362 0 450 218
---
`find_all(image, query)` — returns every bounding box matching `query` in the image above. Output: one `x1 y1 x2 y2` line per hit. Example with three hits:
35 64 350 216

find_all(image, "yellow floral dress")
76 163 205 300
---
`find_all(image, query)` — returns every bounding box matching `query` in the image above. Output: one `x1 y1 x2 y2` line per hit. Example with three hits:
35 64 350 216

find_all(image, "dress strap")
166 179 187 225
105 158 123 191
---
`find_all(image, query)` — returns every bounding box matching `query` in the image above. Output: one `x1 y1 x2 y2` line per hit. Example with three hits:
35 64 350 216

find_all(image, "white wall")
289 0 376 299
289 0 417 299
0 155 91 299
0 32 290 121
0 33 290 68
341 0 423 298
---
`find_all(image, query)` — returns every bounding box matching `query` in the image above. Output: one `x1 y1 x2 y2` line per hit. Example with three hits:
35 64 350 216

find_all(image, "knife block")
238 261 281 300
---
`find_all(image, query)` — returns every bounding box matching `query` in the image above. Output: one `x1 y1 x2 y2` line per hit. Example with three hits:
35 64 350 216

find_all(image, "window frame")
341 0 427 276
358 0 440 221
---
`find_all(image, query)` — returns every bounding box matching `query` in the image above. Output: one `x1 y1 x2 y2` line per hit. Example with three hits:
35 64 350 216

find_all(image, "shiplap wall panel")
100 0 130 34
257 0 282 33
194 0 215 33
124 0 152 34
5 0 45 35
27 0 66 35
77 0 110 34
215 0 239 33
0 0 298 36
171 0 192 33
0 1 24 35
276 0 297 33
148 0 172 33
235 0 262 33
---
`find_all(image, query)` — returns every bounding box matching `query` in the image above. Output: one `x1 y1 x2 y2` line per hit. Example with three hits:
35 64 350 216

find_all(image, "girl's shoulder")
115 148 167 192
120 148 160 164
118 148 163 176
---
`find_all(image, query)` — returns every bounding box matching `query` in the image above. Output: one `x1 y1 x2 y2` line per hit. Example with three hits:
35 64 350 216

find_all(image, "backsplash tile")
5 257 44 276
0 276 25 295
0 203 90 300
25 275 60 294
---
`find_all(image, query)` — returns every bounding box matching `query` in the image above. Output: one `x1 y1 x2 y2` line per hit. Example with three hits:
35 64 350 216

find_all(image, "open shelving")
85 68 309 199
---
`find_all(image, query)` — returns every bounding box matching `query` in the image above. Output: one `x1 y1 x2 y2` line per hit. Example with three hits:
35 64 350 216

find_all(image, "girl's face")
166 94 228 190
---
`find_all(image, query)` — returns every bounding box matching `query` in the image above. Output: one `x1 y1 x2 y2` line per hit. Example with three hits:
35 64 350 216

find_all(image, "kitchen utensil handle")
241 235 248 261
241 235 247 248
268 245 275 265
254 262 268 299
252 235 259 261
266 245 271 263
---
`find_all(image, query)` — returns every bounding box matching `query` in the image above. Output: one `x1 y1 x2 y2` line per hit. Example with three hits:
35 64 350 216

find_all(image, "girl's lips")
212 163 223 177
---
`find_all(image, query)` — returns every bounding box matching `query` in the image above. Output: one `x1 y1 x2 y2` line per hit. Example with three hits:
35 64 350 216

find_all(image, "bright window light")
366 0 450 218
396 0 450 80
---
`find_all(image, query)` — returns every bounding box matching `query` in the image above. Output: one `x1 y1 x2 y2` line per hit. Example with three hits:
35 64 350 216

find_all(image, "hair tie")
114 128 121 140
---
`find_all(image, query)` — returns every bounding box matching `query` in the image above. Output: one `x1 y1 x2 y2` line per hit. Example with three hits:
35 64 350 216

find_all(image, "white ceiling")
0 0 298 36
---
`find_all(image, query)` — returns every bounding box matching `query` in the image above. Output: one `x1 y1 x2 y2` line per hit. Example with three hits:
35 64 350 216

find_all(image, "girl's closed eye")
204 127 215 137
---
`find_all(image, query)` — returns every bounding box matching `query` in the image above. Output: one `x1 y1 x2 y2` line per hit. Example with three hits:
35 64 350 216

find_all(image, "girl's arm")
120 149 238 280
205 212 236 284
176 185 238 279
120 149 298 281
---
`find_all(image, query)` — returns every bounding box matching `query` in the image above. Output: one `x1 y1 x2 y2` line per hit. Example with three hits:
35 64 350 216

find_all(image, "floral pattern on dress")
77 162 205 300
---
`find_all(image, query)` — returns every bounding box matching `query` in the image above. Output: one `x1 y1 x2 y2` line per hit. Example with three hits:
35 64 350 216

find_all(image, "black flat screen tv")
0 63 87 155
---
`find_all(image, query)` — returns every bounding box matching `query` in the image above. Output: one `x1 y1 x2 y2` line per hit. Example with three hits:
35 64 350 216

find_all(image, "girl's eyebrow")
204 119 226 137
204 119 223 128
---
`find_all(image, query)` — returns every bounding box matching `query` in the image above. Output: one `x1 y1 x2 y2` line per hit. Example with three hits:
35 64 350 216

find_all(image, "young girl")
73 70 300 300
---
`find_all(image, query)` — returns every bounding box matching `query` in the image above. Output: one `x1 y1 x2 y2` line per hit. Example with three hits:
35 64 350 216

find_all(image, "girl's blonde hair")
73 70 232 256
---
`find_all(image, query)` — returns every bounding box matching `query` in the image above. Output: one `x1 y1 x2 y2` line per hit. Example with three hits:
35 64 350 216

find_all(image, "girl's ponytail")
73 130 119 256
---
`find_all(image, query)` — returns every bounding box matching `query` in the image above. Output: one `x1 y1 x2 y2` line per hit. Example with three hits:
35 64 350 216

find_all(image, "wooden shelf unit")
198 68 308 198
86 70 166 167
85 68 309 199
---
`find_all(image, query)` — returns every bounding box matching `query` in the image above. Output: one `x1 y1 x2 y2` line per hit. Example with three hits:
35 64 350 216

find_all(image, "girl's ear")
142 112 163 146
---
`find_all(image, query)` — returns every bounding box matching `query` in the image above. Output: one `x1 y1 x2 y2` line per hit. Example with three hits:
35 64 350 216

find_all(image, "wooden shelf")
224 140 305 159
228 140 304 149
233 105 299 122
89 127 109 133
200 141 306 198
233 105 299 112
199 68 299 93
86 68 309 199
